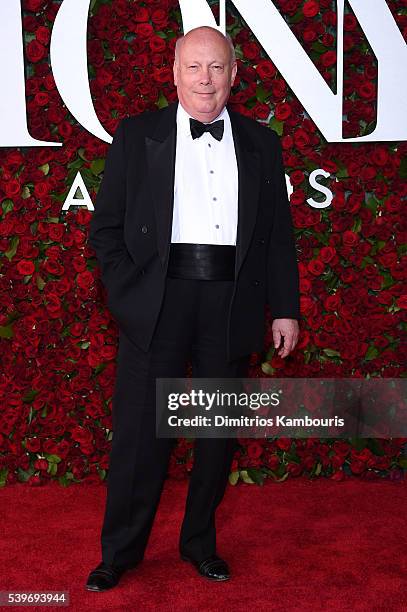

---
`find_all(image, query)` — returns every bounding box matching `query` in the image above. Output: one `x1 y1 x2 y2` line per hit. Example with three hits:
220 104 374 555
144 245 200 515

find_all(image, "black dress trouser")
100 276 250 568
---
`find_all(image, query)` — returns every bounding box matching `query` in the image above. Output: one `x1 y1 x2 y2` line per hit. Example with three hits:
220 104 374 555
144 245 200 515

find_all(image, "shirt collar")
176 102 230 139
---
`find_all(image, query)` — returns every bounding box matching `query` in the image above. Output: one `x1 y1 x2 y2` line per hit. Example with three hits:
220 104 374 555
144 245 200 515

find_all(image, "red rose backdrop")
0 0 406 487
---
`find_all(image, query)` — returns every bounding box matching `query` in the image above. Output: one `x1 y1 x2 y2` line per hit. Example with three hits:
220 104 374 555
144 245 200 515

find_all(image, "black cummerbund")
167 243 236 281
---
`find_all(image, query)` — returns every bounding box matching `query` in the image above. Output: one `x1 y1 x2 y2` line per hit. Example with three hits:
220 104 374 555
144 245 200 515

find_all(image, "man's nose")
199 68 211 85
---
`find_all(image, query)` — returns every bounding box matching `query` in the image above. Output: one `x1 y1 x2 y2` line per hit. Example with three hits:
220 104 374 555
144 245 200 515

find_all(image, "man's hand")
272 318 299 358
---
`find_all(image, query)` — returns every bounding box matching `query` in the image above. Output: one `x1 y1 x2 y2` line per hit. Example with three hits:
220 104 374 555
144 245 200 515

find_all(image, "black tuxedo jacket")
89 101 301 361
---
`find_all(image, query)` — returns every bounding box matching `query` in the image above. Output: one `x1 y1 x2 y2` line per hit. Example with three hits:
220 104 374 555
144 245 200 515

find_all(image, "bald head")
175 26 236 64
173 26 237 123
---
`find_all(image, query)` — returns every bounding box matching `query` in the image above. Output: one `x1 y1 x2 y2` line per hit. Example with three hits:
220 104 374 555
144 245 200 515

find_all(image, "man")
86 26 300 591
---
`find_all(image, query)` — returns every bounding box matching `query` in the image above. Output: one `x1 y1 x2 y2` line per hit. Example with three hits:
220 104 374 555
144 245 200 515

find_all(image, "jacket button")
141 268 145 275
258 238 265 245
141 225 148 233
254 280 260 286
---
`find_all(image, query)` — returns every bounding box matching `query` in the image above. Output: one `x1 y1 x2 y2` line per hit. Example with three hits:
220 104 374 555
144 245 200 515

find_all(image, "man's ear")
173 61 178 86
231 62 237 86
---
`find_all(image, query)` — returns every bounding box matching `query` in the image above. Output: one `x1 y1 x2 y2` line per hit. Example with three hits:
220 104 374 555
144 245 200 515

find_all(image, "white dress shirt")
171 102 239 245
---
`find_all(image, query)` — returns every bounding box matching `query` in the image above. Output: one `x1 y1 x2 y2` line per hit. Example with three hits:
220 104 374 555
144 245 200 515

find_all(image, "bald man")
86 26 300 591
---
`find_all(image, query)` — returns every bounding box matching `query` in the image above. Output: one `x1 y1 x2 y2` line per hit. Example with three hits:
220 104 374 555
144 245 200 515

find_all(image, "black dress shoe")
180 554 230 581
85 561 131 592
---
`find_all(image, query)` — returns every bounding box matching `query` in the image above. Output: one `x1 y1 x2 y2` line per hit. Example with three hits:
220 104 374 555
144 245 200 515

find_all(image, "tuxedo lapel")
145 102 178 267
228 109 261 278
145 102 261 277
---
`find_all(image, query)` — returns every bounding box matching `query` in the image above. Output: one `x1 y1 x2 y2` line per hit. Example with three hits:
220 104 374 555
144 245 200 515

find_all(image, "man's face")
173 30 237 123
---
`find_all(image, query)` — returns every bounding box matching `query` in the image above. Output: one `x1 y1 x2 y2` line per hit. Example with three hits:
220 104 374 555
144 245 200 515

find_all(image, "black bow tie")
190 118 224 141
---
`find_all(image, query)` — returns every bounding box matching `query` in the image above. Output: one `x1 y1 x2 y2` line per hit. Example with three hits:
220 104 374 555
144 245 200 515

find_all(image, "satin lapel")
145 102 178 267
229 110 261 278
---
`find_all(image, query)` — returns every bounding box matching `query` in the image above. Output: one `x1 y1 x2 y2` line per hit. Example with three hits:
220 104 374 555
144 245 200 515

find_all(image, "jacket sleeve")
89 118 143 298
266 130 301 320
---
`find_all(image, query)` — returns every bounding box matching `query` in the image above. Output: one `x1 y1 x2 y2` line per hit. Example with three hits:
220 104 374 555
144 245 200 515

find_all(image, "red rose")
76 270 94 290
255 59 276 80
70 426 93 445
247 442 263 460
303 1 319 18
274 102 292 121
134 24 153 40
35 25 50 45
293 128 310 148
357 81 376 100
276 438 291 451
34 459 48 471
17 260 35 275
25 437 41 452
4 178 21 198
319 246 336 263
149 36 166 53
342 230 359 247
24 0 43 11
151 9 169 28
242 42 260 61
289 170 305 186
303 29 318 43
26 40 46 63
133 7 150 22
287 462 302 476
321 51 337 68
330 470 345 481
308 260 325 276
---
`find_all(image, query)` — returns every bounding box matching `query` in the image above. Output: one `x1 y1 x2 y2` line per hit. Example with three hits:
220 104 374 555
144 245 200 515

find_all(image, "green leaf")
311 41 328 53
350 438 367 450
256 85 269 103
240 469 255 484
21 185 31 199
0 468 9 487
365 345 379 361
398 156 407 179
274 472 289 482
45 454 61 463
351 218 361 233
58 472 74 487
39 163 49 175
47 463 58 476
90 158 105 176
246 468 265 485
314 462 322 476
0 325 14 339
261 362 275 376
366 197 378 214
323 348 341 357
2 199 14 214
228 470 240 485
157 91 168 109
17 467 35 483
23 389 39 402
336 166 348 178
367 439 385 457
398 457 407 468
269 116 283 136
36 276 46 291
4 236 19 261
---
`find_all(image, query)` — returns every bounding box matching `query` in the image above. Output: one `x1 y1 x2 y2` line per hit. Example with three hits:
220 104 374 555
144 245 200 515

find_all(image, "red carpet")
1 478 406 611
